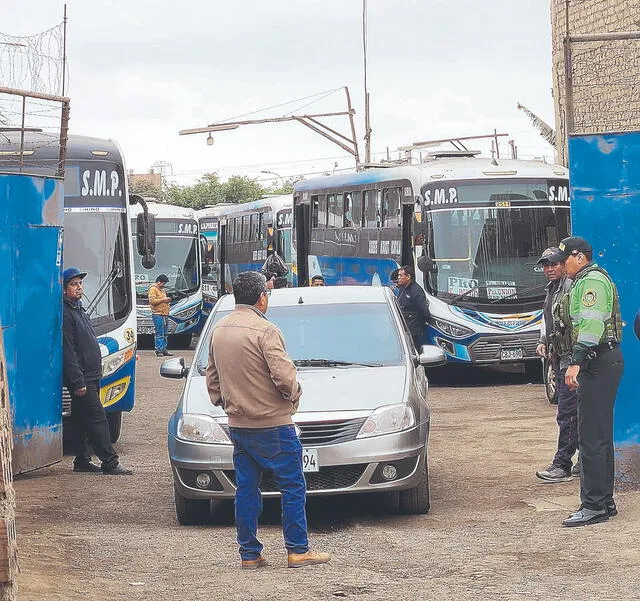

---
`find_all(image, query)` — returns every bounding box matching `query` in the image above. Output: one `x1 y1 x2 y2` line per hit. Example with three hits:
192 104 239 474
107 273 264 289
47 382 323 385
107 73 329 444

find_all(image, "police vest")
554 264 622 355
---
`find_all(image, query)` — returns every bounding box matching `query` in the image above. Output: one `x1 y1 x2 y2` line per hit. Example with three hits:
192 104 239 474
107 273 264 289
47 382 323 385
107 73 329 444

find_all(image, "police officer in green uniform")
548 236 624 527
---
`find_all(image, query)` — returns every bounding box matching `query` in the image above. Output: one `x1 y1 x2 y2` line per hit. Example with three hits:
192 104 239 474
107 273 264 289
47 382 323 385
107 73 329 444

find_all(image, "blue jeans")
553 366 578 473
152 314 168 351
229 425 309 560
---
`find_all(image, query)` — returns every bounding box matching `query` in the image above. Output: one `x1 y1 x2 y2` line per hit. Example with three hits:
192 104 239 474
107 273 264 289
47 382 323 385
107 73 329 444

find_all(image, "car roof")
216 285 392 310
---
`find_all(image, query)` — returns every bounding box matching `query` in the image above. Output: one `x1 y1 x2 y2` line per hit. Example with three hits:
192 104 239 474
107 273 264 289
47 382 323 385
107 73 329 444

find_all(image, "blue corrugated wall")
0 173 63 474
569 132 640 488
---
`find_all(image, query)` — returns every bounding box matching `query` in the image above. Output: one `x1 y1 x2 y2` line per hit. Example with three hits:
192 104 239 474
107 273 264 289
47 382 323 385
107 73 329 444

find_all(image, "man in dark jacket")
62 267 133 475
396 265 430 350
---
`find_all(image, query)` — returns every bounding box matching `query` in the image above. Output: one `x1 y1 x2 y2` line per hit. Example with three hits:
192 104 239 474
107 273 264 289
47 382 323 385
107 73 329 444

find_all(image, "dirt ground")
12 352 640 601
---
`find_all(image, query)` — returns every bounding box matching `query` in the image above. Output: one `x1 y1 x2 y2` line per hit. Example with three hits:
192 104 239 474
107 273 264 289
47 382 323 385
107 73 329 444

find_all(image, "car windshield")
133 235 200 298
63 211 131 331
196 302 405 373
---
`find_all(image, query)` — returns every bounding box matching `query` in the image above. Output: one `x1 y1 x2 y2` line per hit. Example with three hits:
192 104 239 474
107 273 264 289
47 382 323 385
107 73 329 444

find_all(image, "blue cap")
63 267 88 286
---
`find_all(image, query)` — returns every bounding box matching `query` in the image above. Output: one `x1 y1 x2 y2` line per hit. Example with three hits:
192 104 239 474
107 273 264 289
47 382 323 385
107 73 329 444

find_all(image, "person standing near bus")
62 268 133 475
148 274 173 357
396 265 430 350
534 247 578 483
550 237 624 527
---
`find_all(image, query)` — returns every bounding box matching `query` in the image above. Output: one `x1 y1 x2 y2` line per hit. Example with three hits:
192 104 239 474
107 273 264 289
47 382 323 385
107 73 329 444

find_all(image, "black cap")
155 274 169 283
547 236 593 262
536 247 561 265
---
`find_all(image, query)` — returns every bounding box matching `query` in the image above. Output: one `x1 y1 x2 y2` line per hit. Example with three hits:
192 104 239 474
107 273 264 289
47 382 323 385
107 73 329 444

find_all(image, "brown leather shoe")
287 550 331 568
241 555 268 570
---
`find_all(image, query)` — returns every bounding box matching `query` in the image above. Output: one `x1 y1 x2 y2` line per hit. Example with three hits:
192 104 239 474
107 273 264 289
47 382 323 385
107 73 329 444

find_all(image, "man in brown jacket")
206 271 330 570
148 274 173 357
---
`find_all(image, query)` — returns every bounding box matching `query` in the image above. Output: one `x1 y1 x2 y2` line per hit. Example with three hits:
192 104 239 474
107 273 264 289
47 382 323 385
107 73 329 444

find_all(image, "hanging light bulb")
206 133 214 146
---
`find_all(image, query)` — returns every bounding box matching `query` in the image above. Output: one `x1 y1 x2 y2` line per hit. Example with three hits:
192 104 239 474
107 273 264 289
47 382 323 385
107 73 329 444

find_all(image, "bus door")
294 193 311 286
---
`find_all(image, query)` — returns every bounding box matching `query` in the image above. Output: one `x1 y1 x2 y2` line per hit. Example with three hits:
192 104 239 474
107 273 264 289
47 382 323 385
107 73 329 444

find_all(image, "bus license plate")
302 448 319 472
500 348 523 361
139 326 155 335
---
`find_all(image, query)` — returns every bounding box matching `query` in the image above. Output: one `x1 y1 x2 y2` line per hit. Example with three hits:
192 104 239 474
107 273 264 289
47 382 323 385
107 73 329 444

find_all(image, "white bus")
130 202 203 348
293 153 570 373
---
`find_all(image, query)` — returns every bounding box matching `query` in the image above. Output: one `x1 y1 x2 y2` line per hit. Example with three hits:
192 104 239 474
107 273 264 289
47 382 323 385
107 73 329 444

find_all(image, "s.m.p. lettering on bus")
81 169 122 198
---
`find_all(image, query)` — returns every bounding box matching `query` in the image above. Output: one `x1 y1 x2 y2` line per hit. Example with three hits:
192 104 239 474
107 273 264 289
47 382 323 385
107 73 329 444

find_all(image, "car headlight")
101 344 135 378
177 414 231 444
430 317 474 339
174 304 200 320
356 404 415 439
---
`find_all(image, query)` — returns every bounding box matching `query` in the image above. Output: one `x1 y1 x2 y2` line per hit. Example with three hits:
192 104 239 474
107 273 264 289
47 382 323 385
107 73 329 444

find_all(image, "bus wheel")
170 333 193 350
107 411 123 443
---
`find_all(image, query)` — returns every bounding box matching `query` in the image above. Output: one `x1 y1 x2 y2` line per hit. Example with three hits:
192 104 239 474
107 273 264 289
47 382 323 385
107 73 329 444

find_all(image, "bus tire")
170 333 193 349
107 411 123 443
398 457 430 515
174 486 211 526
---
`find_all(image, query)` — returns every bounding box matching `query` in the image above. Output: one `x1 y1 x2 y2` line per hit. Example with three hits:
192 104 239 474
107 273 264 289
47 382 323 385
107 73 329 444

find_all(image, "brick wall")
551 0 640 164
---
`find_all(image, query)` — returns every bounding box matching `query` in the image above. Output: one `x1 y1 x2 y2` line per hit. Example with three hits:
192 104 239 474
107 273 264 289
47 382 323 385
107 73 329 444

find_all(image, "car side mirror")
160 357 189 379
417 345 446 367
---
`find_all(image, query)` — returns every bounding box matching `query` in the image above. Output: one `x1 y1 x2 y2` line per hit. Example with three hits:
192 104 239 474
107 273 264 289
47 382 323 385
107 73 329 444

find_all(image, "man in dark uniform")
535 247 578 483
547 237 623 526
63 267 133 475
396 265 430 350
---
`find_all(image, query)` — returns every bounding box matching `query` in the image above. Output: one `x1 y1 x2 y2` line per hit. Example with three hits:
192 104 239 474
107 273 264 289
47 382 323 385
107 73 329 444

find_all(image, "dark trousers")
576 346 623 510
552 366 578 472
229 425 309 560
70 381 119 469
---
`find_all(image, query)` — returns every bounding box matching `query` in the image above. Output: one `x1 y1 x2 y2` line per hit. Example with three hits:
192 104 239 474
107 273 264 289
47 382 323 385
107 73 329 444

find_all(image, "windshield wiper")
85 262 123 316
294 358 383 368
489 283 547 303
449 284 484 306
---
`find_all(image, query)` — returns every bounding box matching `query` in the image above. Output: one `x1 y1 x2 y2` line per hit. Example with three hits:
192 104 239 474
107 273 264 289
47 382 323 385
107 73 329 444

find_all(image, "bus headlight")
356 404 415 439
102 345 136 378
174 304 200 320
430 317 473 339
178 414 232 444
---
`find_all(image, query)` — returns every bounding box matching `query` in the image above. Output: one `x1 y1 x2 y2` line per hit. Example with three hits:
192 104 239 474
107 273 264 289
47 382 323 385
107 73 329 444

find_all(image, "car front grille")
298 418 366 445
223 464 367 492
468 332 539 362
221 417 367 447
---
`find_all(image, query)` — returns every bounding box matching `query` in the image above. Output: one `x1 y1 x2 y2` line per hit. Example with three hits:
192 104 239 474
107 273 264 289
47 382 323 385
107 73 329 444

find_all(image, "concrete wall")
551 0 640 164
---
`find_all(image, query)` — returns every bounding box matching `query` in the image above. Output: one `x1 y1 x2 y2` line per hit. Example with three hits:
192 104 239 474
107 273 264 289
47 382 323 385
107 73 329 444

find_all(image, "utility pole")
362 0 372 163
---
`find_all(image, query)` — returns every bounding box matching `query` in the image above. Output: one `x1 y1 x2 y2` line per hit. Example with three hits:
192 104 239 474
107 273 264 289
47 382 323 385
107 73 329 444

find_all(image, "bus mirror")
141 253 156 269
202 264 212 276
417 255 437 274
137 213 156 256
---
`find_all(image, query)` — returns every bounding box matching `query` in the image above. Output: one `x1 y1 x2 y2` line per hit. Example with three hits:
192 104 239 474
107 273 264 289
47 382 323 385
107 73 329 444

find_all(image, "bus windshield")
134 235 200 298
64 211 131 330
425 204 570 305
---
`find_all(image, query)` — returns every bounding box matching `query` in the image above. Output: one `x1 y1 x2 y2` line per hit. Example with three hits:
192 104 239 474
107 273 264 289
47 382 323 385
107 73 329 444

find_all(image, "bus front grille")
468 332 539 362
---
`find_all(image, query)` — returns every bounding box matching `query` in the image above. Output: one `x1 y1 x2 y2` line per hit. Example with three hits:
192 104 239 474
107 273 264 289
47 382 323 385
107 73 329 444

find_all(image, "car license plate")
138 326 155 335
500 347 523 361
302 448 319 472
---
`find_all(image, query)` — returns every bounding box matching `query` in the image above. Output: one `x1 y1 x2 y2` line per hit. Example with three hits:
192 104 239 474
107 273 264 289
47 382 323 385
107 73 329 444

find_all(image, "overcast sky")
2 0 557 185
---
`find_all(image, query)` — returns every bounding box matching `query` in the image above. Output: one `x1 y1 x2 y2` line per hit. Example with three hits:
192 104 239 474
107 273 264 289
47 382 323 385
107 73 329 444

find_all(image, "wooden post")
0 327 17 601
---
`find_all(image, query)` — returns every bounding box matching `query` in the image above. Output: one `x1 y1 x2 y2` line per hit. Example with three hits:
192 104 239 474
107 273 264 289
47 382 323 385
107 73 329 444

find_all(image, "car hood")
182 365 408 416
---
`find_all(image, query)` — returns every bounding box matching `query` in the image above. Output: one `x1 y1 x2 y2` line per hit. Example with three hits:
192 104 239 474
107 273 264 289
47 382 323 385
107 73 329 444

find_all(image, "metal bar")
0 86 69 103
0 127 43 132
205 111 350 129
19 97 26 172
569 31 640 43
58 100 70 177
295 118 356 156
345 86 360 165
62 4 68 96
399 132 509 151
304 116 353 144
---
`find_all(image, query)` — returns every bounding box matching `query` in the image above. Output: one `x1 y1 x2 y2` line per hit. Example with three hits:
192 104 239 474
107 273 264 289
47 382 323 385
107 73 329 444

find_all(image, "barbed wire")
0 23 65 96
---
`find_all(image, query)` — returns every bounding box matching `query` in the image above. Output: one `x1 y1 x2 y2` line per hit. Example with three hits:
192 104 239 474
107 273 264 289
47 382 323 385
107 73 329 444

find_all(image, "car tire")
107 411 122 443
398 457 430 515
544 359 558 405
174 486 211 525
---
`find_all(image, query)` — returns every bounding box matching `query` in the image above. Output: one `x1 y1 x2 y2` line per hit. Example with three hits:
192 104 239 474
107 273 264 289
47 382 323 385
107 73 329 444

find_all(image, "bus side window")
376 189 383 228
318 194 327 228
311 195 319 228
229 218 235 244
383 188 401 227
235 217 242 243
258 213 265 240
249 213 256 241
343 191 361 228
364 190 377 228
327 193 343 229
